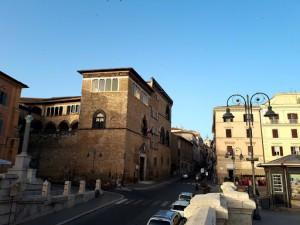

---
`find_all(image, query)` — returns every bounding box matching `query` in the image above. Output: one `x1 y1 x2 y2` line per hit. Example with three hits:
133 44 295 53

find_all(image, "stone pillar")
63 181 72 196
27 168 37 183
78 180 86 194
7 114 33 181
95 179 102 197
42 180 51 197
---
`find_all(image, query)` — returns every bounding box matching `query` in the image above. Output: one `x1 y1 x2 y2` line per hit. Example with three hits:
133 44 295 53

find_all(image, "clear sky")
1 0 300 139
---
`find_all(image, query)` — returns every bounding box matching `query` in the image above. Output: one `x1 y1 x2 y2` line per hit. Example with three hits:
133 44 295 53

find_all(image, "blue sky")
1 0 300 139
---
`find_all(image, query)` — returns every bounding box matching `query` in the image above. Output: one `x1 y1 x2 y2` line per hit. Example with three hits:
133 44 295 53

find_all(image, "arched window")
166 105 171 121
44 122 57 132
160 127 165 144
71 121 79 130
93 111 106 129
58 121 69 131
166 131 170 146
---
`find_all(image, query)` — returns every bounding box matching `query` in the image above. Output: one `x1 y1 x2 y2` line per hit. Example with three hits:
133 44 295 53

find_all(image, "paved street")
17 177 300 225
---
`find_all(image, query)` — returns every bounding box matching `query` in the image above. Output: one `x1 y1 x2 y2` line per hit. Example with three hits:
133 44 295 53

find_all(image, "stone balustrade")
184 181 256 225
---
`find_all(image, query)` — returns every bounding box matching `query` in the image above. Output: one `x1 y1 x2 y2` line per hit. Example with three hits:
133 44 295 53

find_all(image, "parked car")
178 192 194 202
182 173 189 179
147 209 185 225
171 200 190 218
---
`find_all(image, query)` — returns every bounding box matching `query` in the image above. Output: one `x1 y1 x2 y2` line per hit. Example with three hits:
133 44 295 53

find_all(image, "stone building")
0 71 28 172
19 68 173 186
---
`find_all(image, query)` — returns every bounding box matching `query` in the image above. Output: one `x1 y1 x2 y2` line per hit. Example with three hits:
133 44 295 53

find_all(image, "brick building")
20 68 173 186
0 71 28 172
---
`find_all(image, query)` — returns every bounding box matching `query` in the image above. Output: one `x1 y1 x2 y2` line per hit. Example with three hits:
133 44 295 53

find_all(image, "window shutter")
280 147 283 156
288 114 291 119
295 114 298 119
272 147 275 156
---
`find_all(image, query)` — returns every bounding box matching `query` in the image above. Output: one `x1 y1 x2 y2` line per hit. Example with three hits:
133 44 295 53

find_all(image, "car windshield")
148 220 171 225
179 195 191 201
172 205 186 211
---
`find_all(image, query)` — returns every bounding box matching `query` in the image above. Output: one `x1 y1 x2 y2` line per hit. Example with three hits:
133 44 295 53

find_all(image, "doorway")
139 156 145 181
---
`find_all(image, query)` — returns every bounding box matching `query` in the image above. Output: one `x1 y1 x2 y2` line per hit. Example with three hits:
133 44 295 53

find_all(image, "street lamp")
87 148 102 173
222 92 276 220
225 147 244 184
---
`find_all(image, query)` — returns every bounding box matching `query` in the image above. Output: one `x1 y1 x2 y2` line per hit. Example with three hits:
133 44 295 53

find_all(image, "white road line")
161 201 170 207
115 199 128 204
133 199 144 205
124 199 135 204
152 200 160 206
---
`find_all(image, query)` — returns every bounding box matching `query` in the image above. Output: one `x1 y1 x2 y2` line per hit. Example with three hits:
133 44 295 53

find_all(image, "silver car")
171 200 189 217
178 192 194 202
147 209 185 225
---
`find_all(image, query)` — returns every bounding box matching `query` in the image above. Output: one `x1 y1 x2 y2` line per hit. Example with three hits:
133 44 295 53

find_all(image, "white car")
147 210 185 225
178 192 194 202
171 200 190 217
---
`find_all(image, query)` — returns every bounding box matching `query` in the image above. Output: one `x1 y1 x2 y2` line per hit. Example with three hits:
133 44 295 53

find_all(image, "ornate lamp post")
225 147 244 184
87 148 102 173
222 92 276 220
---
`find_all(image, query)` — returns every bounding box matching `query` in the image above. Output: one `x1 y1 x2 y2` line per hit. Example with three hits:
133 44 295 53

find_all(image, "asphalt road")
69 177 199 225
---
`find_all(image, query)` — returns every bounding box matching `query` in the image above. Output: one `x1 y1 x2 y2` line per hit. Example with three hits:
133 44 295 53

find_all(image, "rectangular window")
99 79 105 91
0 91 7 106
112 78 118 91
270 114 279 124
272 146 283 156
66 106 71 115
141 91 148 105
0 120 3 135
243 114 253 122
227 146 233 155
272 129 279 138
272 174 283 193
153 157 157 167
59 106 63 116
226 129 232 138
291 129 298 138
105 78 111 91
92 79 99 92
291 146 300 155
290 174 300 200
288 113 298 124
46 107 51 116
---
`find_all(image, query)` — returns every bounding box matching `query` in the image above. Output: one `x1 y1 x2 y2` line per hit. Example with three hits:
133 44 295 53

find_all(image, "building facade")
0 71 28 171
19 68 173 186
213 105 265 184
261 93 300 163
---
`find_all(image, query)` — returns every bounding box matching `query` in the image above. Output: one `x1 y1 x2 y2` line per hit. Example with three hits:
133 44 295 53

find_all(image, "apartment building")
0 71 28 171
19 68 173 185
213 105 265 183
261 93 300 162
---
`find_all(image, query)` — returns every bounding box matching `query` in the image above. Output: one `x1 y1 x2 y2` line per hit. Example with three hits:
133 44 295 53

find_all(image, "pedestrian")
195 183 199 191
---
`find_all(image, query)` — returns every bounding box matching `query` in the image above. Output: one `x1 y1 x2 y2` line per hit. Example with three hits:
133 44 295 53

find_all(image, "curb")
133 177 180 191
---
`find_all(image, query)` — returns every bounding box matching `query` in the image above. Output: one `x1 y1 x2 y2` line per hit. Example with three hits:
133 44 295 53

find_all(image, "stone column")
78 180 86 194
63 181 72 196
42 180 51 197
7 114 33 181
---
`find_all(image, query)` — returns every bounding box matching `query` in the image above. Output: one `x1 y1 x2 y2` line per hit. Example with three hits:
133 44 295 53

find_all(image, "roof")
20 96 81 104
172 200 190 206
0 71 28 88
258 155 300 167
152 210 177 220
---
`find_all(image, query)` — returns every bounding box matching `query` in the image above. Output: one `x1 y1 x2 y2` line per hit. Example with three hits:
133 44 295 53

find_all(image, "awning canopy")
0 159 12 165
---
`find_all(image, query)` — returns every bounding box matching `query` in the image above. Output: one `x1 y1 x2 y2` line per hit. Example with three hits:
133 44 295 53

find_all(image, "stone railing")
184 182 256 225
0 173 102 225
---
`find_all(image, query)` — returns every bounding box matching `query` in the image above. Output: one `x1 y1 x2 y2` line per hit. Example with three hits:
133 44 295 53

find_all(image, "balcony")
289 119 298 124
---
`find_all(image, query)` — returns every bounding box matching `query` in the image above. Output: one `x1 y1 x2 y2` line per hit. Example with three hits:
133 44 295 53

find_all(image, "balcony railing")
289 119 298 124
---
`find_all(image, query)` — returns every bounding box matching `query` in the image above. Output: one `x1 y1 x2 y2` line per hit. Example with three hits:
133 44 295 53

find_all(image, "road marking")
124 199 135 204
152 200 160 206
115 199 128 204
161 201 170 207
133 199 144 205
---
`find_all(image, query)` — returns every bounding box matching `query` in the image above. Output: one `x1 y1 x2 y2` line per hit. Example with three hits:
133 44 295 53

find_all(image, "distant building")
20 68 173 185
0 71 28 171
